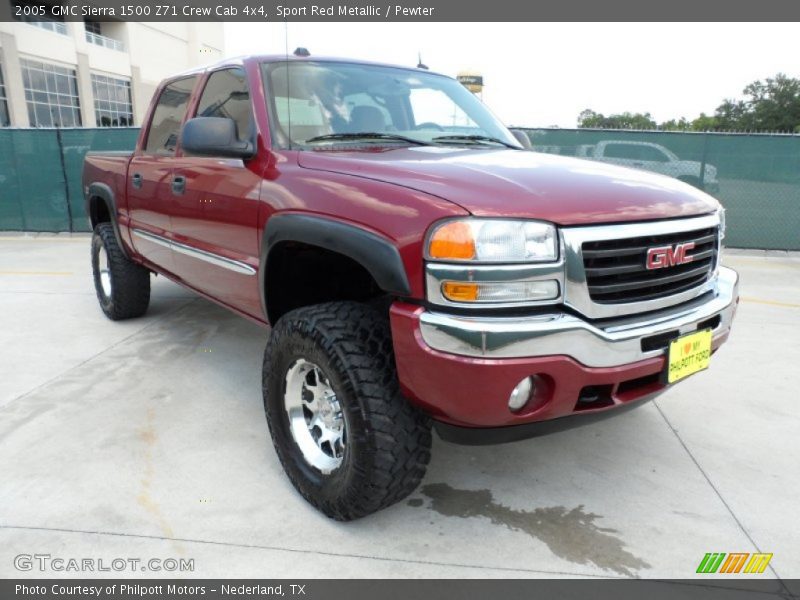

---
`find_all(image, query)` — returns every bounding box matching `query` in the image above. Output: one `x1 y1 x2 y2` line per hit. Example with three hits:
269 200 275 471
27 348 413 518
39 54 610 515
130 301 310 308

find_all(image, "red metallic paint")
86 55 720 321
298 146 719 225
389 302 728 428
83 55 730 431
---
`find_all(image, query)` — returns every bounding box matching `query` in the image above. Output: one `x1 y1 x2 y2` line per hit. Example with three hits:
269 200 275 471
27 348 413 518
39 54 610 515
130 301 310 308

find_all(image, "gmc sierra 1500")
83 53 738 520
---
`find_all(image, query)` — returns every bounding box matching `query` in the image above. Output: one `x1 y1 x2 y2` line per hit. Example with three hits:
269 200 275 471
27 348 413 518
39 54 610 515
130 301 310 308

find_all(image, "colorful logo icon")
646 241 696 269
696 552 773 574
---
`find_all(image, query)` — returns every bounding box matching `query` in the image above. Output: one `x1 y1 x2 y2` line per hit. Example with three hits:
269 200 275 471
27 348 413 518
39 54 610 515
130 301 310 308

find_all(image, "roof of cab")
166 54 450 80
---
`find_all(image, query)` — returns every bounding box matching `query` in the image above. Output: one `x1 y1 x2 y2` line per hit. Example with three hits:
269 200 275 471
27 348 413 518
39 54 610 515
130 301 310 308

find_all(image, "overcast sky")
224 22 798 128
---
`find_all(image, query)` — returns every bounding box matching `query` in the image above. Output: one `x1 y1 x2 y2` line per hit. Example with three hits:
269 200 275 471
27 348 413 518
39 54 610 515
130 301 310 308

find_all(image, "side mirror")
181 117 254 159
509 129 533 150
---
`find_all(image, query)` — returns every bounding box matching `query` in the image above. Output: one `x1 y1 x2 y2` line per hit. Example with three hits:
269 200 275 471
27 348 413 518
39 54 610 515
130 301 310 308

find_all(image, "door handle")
632 162 645 167
171 175 186 195
131 173 142 189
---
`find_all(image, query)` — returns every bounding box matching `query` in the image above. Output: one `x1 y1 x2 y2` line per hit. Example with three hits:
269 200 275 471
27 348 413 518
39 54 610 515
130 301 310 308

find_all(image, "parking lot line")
0 271 74 276
0 237 89 242
741 297 800 309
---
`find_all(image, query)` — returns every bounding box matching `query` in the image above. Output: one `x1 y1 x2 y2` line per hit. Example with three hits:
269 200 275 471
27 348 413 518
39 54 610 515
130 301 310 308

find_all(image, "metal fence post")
699 131 708 191
54 127 74 233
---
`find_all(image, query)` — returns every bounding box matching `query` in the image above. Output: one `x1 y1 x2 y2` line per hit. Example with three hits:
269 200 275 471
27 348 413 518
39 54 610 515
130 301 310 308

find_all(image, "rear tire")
91 223 150 320
263 301 432 520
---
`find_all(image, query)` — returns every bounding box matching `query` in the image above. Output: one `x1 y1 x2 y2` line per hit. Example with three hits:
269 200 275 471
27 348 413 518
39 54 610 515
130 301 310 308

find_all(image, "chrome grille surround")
561 213 721 319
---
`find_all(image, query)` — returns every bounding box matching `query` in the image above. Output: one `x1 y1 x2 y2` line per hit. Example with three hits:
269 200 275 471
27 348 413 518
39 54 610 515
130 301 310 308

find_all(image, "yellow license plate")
667 329 713 384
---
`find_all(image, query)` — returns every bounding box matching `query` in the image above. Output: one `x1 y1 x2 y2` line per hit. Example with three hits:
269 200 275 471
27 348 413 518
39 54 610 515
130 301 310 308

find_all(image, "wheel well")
89 196 111 229
265 242 385 324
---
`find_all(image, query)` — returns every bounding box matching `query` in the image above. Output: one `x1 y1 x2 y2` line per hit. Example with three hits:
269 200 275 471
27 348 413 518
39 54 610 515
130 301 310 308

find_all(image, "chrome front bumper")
419 266 738 368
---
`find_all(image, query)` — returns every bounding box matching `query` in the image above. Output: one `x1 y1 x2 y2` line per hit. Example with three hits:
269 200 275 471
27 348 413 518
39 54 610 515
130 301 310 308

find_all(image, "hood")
298 147 719 226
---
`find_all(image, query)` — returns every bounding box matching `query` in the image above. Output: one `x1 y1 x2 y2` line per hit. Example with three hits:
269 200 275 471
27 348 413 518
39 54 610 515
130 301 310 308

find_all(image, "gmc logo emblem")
646 242 695 269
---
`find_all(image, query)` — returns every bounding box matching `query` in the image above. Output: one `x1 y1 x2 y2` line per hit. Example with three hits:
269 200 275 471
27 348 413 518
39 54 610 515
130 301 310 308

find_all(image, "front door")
168 67 263 318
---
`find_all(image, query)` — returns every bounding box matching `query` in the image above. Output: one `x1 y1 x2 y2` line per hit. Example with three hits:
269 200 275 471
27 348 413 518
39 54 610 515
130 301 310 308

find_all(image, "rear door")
167 67 263 318
127 76 198 272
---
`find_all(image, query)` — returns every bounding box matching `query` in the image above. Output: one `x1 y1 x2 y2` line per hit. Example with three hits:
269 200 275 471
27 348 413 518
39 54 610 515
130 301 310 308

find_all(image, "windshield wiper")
305 132 432 146
432 134 520 149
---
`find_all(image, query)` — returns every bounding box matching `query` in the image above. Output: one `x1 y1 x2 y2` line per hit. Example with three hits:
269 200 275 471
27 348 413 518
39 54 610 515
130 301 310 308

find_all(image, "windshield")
262 61 520 149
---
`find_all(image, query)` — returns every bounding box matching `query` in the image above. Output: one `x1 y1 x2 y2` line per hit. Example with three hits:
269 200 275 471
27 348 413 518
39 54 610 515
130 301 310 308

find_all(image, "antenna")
417 52 428 70
284 20 292 149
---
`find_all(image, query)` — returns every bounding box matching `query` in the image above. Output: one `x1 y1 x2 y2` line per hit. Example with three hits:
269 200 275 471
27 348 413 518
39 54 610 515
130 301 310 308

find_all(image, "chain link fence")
515 128 800 250
1 127 798 250
0 127 139 232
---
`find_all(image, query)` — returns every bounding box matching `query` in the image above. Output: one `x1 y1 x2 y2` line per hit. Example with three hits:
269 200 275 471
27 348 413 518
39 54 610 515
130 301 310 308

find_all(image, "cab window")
195 68 252 143
144 76 197 154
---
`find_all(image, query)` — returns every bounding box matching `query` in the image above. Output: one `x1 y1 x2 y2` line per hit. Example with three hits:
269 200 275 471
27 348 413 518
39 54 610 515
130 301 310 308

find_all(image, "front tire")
263 301 432 520
91 223 150 320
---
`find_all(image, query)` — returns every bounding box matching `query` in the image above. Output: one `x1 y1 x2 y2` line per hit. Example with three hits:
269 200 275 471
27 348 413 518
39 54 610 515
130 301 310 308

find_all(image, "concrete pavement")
1 235 798 580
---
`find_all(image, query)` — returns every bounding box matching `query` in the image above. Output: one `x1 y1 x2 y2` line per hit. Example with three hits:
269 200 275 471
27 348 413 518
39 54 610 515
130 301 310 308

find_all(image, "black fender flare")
260 213 412 321
86 182 130 259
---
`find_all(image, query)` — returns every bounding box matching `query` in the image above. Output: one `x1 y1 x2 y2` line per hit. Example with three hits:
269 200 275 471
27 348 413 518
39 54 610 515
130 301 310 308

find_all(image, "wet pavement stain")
415 483 650 576
136 402 183 554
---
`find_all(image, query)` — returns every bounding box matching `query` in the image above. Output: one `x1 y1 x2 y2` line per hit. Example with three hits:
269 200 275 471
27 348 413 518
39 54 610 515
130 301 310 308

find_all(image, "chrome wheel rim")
284 359 345 473
98 245 112 298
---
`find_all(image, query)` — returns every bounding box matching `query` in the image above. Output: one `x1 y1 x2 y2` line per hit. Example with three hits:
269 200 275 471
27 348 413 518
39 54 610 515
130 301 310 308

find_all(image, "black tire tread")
263 301 432 520
92 223 150 320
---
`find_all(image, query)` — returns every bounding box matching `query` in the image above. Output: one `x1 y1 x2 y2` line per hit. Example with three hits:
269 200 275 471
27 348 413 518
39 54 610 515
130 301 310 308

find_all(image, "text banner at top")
1 0 799 22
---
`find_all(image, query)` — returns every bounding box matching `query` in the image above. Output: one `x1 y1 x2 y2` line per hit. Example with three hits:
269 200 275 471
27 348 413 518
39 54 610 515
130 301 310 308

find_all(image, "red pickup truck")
83 53 739 520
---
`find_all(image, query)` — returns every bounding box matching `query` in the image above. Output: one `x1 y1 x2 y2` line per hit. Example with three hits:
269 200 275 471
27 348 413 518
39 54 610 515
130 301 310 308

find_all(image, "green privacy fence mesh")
0 128 139 233
1 127 798 249
516 128 800 250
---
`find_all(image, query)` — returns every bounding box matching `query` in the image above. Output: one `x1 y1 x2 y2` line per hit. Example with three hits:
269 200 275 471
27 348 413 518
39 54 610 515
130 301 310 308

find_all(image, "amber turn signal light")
427 221 476 260
441 281 479 302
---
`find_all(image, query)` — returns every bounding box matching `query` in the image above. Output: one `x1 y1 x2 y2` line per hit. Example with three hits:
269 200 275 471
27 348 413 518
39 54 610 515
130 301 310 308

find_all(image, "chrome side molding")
132 229 256 276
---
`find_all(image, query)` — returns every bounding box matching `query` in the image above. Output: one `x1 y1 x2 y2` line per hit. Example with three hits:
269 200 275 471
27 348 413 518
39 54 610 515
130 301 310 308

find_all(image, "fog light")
508 376 534 412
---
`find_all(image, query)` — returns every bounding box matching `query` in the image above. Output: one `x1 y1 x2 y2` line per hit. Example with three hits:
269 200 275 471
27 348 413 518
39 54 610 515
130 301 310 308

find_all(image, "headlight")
426 218 558 263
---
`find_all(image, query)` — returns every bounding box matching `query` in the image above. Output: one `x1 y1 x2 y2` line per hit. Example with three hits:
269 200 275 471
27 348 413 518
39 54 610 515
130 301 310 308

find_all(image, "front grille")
582 227 719 304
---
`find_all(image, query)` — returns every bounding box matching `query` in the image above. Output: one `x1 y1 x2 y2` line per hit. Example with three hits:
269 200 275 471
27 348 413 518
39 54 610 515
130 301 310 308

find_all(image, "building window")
84 21 126 51
0 65 10 127
21 59 81 127
91 73 133 127
84 20 102 35
13 1 68 35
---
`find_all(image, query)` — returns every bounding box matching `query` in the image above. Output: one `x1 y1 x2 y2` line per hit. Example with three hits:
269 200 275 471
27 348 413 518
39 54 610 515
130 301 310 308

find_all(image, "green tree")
719 74 800 132
714 99 755 131
690 113 720 131
577 73 800 132
659 117 690 131
577 109 657 129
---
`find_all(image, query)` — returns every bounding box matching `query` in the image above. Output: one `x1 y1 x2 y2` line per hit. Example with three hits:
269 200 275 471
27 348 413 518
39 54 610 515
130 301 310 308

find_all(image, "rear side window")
603 144 641 160
196 68 252 142
144 76 197 154
637 145 669 162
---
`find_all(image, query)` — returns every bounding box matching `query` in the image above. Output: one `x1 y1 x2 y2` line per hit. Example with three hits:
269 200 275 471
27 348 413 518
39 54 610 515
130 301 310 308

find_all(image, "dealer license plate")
666 329 713 384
